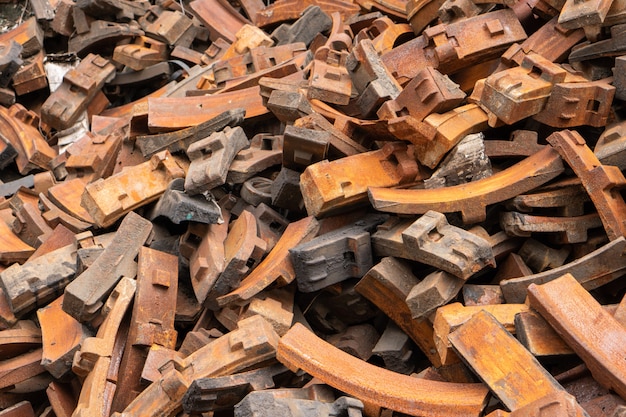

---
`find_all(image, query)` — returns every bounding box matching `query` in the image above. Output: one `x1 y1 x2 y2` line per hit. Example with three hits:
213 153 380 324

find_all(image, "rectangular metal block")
62 211 152 322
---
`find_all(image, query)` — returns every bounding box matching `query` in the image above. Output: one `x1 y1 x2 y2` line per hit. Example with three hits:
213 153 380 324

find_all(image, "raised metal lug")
308 46 353 106
238 288 294 336
81 150 185 228
185 126 249 195
595 121 626 170
140 9 195 47
39 192 92 233
484 130 545 159
438 0 482 24
251 203 289 251
509 180 589 216
499 16 585 68
62 211 152 323
41 53 116 131
0 220 35 265
300 142 419 217
277 323 489 417
10 199 53 249
290 213 388 293
267 90 313 124
293 113 368 158
64 130 124 183
72 277 136 377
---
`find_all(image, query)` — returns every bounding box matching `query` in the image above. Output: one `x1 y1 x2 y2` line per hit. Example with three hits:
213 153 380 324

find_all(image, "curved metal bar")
368 146 564 224
277 322 489 417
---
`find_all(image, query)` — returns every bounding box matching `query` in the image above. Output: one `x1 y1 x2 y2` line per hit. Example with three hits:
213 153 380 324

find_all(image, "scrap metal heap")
0 0 626 415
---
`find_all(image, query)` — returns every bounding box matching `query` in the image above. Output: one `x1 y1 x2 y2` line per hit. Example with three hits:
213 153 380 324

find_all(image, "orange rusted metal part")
449 310 587 414
528 273 626 400
546 129 626 241
355 257 442 366
277 322 489 416
81 151 186 228
300 142 419 217
217 216 319 307
190 0 251 42
147 86 267 131
254 0 360 28
368 146 564 223
111 247 178 412
0 104 56 175
112 315 279 417
382 9 527 84
499 17 585 68
37 295 91 379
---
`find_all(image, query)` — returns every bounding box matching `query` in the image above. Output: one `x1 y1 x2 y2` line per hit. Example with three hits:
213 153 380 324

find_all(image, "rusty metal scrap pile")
1 0 626 415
